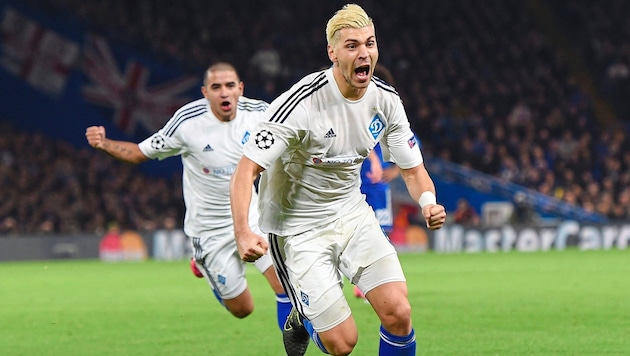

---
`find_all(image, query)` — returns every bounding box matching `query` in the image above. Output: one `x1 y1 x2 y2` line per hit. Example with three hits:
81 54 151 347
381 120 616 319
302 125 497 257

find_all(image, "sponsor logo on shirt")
311 155 363 165
202 165 236 176
324 128 336 138
203 144 214 152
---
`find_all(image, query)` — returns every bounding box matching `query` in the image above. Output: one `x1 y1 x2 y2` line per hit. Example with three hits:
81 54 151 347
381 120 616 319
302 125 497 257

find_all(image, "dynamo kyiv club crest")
369 114 385 139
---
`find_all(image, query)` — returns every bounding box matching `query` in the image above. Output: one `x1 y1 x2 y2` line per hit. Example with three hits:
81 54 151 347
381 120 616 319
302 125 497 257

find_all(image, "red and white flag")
82 36 198 135
0 7 79 95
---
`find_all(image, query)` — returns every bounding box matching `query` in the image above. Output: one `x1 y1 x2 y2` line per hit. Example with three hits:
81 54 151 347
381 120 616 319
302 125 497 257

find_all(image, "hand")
85 126 107 149
366 159 383 183
235 231 269 262
423 204 447 230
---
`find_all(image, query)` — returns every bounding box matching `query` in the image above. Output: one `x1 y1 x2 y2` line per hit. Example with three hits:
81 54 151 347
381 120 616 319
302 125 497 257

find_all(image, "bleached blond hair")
325 4 373 47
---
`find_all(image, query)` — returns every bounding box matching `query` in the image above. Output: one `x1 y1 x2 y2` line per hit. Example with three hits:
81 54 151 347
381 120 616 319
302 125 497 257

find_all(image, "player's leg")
343 203 416 355
360 259 415 355
272 208 386 356
191 235 255 318
253 249 292 331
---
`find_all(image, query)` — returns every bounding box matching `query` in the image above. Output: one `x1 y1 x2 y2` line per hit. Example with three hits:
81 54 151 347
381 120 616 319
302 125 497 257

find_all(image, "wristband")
418 191 437 209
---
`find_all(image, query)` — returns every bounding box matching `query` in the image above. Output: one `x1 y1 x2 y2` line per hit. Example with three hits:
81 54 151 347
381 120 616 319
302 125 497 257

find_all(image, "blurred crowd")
0 122 185 235
4 0 630 234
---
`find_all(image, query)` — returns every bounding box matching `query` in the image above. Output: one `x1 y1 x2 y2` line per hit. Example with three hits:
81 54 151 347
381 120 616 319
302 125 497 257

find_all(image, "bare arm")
381 165 400 183
230 155 268 262
399 163 446 230
365 149 383 183
85 126 148 164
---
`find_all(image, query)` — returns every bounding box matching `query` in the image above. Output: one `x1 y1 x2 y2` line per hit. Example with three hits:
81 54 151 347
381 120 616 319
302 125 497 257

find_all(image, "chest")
184 118 255 167
305 102 387 160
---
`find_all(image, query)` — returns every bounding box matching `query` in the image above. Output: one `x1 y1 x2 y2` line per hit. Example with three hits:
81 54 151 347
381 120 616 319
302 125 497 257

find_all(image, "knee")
321 335 357 356
380 300 412 332
227 304 254 319
318 321 358 356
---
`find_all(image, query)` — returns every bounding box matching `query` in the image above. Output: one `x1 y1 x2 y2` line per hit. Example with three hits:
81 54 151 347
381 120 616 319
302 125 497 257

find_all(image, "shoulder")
371 76 399 98
238 96 269 113
283 70 330 98
172 98 209 119
163 98 209 137
267 71 330 123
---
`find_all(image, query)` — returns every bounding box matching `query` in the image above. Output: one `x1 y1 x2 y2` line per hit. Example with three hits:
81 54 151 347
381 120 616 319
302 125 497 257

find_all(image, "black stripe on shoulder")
372 76 399 96
164 106 207 137
238 101 269 112
270 72 328 124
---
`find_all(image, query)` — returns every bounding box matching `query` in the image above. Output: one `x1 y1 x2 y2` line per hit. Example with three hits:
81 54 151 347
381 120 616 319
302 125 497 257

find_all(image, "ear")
239 81 244 95
327 44 337 64
200 86 207 97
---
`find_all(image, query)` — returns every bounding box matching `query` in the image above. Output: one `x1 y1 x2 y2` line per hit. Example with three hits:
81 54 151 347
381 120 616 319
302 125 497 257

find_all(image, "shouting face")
201 69 244 122
328 24 379 100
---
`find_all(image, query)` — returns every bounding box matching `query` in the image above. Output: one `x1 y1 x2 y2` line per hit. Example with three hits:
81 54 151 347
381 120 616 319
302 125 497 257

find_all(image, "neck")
332 68 366 100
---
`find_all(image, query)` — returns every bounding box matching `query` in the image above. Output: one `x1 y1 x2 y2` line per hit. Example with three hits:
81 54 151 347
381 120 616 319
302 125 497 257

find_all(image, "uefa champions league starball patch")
150 134 165 150
255 129 275 149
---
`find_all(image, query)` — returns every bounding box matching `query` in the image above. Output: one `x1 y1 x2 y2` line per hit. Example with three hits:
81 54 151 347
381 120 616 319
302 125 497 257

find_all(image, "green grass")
1 249 629 355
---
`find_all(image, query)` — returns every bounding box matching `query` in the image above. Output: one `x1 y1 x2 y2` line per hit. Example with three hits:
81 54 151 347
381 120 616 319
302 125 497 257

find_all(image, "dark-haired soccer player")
86 62 292 330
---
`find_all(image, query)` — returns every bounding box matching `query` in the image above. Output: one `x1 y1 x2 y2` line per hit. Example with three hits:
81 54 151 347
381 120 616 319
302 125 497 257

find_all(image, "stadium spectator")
452 198 481 226
84 63 292 329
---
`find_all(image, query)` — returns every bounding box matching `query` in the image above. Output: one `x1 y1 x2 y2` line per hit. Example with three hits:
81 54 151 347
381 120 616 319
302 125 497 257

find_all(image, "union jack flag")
81 36 198 136
0 7 79 96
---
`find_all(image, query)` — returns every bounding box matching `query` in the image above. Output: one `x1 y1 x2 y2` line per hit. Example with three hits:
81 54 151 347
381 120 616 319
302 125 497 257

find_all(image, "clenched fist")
85 126 107 149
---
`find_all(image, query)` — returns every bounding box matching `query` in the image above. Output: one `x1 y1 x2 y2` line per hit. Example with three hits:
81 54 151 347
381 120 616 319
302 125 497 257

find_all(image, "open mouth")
220 100 232 111
354 65 370 81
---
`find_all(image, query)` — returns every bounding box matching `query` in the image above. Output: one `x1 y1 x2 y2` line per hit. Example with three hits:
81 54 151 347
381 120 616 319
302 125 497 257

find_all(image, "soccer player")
230 4 446 356
85 62 292 330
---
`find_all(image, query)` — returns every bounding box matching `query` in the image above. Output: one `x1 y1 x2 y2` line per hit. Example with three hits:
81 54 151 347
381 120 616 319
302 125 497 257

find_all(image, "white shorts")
191 228 273 300
269 199 405 331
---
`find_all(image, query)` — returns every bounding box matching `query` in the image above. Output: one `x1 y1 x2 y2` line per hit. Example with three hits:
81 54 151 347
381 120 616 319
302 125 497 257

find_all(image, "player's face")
328 25 379 99
201 70 244 122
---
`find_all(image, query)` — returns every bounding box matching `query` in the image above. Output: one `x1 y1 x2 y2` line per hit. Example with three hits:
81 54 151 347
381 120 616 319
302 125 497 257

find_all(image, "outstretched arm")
85 126 148 164
230 155 268 262
399 163 446 230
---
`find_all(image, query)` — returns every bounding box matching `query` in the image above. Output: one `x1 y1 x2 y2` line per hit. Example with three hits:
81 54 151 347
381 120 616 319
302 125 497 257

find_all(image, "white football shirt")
243 68 423 235
139 96 268 238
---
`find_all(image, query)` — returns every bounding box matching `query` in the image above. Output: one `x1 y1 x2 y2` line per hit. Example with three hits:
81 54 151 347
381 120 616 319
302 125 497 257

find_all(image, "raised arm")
230 155 268 262
399 163 446 230
85 126 148 164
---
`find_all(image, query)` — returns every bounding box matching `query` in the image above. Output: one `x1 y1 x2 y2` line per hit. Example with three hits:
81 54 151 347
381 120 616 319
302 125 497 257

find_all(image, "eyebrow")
344 35 376 43
209 81 237 86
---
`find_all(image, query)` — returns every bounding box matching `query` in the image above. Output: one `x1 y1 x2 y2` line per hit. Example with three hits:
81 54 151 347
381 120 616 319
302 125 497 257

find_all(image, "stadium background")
1 0 629 259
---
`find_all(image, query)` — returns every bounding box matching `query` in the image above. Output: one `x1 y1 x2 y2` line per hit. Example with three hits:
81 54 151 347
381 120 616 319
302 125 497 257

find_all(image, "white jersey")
139 96 268 238
243 68 423 235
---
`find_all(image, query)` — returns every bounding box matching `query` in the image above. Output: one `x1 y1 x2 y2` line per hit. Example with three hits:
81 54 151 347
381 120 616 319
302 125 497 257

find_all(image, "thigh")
339 201 400 286
194 234 248 300
269 226 348 331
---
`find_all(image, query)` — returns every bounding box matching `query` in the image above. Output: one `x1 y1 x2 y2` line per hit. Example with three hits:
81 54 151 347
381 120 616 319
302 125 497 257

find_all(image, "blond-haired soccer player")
85 62 292 331
230 4 446 356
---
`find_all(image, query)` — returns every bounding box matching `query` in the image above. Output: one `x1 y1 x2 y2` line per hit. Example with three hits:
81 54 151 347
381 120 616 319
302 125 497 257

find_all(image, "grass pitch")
1 248 629 355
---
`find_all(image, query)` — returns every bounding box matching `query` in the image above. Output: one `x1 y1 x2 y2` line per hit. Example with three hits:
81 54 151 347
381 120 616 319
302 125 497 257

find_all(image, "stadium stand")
3 0 630 234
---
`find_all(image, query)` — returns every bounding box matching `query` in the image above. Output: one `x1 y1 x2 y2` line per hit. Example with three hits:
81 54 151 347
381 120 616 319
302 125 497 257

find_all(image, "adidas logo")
203 144 214 152
324 128 336 138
